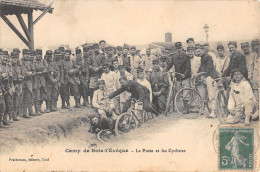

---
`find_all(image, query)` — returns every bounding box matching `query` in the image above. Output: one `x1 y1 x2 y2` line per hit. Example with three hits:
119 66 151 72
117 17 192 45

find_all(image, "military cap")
130 46 136 50
106 46 112 51
75 48 82 54
92 43 99 48
117 46 122 51
2 50 8 55
23 49 30 54
54 49 61 54
13 48 20 53
0 49 2 53
137 67 144 73
186 38 194 43
152 56 159 63
29 50 35 55
102 63 109 68
98 79 105 84
204 43 209 46
99 40 106 44
228 41 237 48
123 45 129 50
251 39 259 46
241 42 249 47
46 50 53 55
65 49 71 54
187 46 195 51
160 55 167 62
195 44 201 50
83 46 89 52
231 68 243 76
112 59 118 63
175 42 182 49
35 49 42 54
11 52 16 57
59 47 65 52
217 45 224 50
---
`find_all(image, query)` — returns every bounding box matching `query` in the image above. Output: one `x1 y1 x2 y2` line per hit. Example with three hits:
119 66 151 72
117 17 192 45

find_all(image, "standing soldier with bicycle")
147 57 169 114
241 42 254 81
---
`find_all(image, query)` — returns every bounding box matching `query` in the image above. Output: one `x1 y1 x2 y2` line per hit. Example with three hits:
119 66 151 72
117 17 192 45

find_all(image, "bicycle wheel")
115 113 137 135
215 90 229 123
175 88 203 119
97 130 113 143
143 111 153 123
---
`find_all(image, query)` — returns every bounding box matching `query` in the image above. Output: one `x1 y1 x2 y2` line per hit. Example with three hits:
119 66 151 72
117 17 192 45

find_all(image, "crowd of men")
0 38 259 128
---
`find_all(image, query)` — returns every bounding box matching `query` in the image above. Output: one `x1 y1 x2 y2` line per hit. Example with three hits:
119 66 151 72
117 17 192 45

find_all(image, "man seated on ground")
92 79 117 119
88 114 115 134
226 68 258 126
106 76 159 116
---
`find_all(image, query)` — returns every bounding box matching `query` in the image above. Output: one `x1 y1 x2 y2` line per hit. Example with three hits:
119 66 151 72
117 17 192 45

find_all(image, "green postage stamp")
219 128 254 170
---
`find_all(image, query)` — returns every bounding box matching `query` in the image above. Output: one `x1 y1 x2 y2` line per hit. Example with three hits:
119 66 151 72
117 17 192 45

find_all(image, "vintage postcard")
0 0 259 171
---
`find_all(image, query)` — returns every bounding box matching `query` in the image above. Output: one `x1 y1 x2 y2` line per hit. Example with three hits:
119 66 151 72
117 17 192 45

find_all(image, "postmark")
219 127 254 170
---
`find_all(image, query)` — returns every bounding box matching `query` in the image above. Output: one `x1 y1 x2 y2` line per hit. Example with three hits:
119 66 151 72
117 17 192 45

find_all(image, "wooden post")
28 10 34 50
16 14 31 41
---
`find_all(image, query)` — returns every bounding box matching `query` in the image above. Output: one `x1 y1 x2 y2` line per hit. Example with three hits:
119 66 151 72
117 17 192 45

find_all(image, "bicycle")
165 71 183 115
115 98 153 135
174 72 212 119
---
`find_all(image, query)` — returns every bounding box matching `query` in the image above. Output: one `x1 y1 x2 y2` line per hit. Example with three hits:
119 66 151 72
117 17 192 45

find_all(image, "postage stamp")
219 127 254 170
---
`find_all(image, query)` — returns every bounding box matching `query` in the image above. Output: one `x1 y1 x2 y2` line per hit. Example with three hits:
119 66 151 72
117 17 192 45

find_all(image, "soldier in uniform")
53 49 63 110
29 50 37 116
241 42 254 81
122 45 131 73
88 43 106 108
63 49 81 108
21 49 34 118
44 50 60 112
11 51 23 121
129 46 142 80
75 48 89 106
0 81 5 127
147 57 169 114
34 49 47 114
113 46 124 66
105 46 114 70
186 38 195 47
0 51 14 124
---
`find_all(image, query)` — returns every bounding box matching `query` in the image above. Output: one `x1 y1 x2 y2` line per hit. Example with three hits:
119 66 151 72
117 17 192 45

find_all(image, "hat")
13 48 20 53
106 46 112 51
117 46 122 51
195 44 202 50
98 79 105 85
35 49 42 54
251 39 260 47
46 50 53 56
65 49 71 54
175 42 182 49
231 68 243 76
228 41 237 48
23 49 30 54
137 67 144 73
186 38 194 43
130 46 136 50
241 42 249 47
160 55 167 62
93 43 99 48
217 45 224 50
204 43 209 46
2 50 8 55
99 40 106 44
29 50 35 55
75 48 82 54
54 49 61 54
187 46 195 51
123 45 129 50
102 63 109 68
83 46 89 52
59 47 65 52
112 59 118 63
152 56 159 63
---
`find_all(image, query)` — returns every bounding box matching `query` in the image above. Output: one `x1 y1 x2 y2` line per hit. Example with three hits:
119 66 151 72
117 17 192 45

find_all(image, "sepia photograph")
0 0 259 171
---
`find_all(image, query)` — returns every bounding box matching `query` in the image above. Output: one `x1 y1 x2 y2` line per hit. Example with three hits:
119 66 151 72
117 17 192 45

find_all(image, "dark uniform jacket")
171 52 191 81
21 60 33 94
89 53 106 78
147 68 169 95
198 52 218 79
108 80 149 102
75 58 90 88
54 59 64 85
0 63 13 95
35 60 46 89
122 54 131 73
12 62 23 96
63 60 80 85
45 61 60 90
223 51 248 79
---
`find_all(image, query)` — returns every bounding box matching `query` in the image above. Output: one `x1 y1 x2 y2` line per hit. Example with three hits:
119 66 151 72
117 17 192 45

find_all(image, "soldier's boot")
65 100 70 109
82 97 88 107
22 107 31 118
182 100 190 114
8 113 14 123
3 114 10 125
19 107 23 117
61 99 66 109
13 111 20 121
54 100 58 111
50 100 57 112
74 98 81 108
45 101 51 113
0 113 5 128
36 102 42 115
29 106 37 116
38 101 44 114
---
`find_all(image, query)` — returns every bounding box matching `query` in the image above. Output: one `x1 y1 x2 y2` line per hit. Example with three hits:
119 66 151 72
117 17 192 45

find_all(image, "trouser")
233 100 257 118
21 87 33 108
80 82 89 100
152 94 166 113
4 93 13 115
60 84 66 100
46 86 59 101
122 97 158 115
176 78 191 101
13 92 21 115
197 76 217 111
64 82 80 101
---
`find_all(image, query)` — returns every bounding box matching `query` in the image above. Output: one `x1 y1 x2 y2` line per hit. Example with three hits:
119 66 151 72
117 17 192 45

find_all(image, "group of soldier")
0 38 259 128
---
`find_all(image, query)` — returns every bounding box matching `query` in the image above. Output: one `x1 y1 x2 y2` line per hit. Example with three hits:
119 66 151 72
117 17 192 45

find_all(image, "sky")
0 0 260 50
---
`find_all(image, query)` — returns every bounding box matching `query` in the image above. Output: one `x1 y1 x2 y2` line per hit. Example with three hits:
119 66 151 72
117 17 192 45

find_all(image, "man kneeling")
226 68 258 126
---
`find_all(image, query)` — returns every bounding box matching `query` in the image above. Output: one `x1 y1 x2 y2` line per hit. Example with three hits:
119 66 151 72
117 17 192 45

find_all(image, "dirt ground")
0 99 259 171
